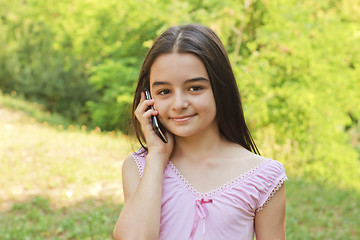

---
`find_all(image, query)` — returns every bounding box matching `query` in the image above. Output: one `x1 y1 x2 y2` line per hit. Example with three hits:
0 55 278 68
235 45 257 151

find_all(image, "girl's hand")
134 92 174 166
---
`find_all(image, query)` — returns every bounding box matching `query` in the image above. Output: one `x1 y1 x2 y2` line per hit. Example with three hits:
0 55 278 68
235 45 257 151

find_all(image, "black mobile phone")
144 88 168 143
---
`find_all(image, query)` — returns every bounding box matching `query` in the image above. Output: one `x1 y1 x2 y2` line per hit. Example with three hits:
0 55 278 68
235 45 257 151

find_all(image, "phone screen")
144 89 168 143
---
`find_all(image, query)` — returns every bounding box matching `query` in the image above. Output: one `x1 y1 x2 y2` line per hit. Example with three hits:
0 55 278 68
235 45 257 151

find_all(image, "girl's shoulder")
254 157 286 181
227 145 285 175
224 145 268 173
234 149 286 186
127 147 148 178
242 156 287 211
225 146 287 205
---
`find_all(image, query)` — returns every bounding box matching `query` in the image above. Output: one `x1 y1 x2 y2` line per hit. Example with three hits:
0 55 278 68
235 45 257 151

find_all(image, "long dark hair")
132 23 260 155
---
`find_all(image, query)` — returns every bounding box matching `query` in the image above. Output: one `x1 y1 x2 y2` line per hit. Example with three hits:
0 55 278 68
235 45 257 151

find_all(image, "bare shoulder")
216 143 267 179
122 154 141 203
122 154 138 173
228 143 267 168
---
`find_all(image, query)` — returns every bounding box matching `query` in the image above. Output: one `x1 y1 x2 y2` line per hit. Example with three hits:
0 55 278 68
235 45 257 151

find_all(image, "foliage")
0 0 359 188
234 0 360 189
0 1 97 121
86 59 138 131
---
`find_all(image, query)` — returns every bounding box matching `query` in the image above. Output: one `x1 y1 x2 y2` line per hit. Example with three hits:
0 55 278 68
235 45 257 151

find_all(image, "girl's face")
149 52 218 139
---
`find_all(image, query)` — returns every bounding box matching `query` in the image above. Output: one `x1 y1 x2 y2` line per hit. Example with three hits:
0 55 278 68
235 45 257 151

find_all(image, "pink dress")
132 148 287 240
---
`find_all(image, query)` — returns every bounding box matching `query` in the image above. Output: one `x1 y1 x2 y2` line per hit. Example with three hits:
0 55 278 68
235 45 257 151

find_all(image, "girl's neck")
171 128 232 163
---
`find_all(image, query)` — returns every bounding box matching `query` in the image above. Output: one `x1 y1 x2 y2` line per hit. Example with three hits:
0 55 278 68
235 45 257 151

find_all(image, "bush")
0 2 97 120
86 59 138 131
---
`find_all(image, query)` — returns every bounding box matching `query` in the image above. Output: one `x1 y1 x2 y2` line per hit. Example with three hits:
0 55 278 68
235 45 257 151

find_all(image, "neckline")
167 158 270 198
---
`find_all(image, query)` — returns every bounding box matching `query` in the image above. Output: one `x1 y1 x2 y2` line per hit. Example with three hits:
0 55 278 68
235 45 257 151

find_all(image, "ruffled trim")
131 148 147 178
256 175 287 212
168 159 270 198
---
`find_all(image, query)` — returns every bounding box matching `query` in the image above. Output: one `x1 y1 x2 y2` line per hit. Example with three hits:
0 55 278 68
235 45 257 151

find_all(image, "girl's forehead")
149 53 209 85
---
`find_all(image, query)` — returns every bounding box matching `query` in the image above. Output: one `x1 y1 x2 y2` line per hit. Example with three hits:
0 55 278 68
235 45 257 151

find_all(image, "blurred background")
0 0 359 239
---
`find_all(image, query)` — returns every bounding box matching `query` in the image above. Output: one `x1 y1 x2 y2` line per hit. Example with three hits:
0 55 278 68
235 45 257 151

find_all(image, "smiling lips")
170 114 196 122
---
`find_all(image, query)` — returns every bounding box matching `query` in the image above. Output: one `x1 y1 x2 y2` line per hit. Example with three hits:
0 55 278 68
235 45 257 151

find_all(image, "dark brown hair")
132 23 260 155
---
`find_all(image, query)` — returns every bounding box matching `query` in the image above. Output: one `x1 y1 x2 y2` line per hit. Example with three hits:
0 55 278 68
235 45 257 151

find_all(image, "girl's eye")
189 86 203 92
157 89 171 95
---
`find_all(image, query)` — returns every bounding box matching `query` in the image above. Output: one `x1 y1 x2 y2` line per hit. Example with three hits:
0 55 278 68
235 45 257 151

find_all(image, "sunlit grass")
0 92 136 206
0 93 134 238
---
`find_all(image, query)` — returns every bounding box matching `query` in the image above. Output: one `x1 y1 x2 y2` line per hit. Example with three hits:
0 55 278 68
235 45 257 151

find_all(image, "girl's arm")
113 92 173 240
254 184 287 240
113 152 167 240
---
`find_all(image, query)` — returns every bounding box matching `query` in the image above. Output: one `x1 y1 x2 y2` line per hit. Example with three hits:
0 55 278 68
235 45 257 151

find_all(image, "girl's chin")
168 129 198 139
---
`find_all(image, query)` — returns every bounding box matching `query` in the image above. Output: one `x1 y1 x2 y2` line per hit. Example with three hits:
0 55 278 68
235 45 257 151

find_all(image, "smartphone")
144 88 168 143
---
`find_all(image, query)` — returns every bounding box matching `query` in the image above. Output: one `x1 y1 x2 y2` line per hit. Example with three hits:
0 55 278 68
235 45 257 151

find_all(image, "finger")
135 96 154 118
135 103 160 131
135 100 155 120
139 91 146 102
139 98 155 111
142 108 158 119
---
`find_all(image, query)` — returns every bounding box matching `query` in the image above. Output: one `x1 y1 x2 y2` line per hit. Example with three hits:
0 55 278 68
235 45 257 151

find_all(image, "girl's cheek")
154 99 166 111
154 103 164 115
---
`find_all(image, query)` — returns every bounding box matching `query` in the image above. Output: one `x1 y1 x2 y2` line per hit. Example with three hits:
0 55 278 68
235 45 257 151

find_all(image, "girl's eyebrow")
185 77 209 83
152 77 209 87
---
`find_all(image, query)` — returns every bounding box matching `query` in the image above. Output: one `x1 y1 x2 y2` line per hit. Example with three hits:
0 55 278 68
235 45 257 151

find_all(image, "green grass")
286 178 359 239
0 93 359 239
0 197 122 239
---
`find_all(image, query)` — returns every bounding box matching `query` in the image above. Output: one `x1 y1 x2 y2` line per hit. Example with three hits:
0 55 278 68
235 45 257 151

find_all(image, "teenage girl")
113 23 287 240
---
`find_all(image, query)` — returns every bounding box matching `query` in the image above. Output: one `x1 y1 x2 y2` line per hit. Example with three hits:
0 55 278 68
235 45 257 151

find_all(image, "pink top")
132 148 287 240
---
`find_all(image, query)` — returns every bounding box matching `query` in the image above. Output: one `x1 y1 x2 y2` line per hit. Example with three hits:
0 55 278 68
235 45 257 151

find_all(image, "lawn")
0 93 358 239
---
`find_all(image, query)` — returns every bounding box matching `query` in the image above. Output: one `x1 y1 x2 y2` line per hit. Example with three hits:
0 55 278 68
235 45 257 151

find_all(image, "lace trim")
168 159 269 198
132 152 144 178
256 175 287 212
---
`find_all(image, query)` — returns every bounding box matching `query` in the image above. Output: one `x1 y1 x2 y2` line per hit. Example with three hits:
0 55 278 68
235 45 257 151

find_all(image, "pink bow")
189 198 213 240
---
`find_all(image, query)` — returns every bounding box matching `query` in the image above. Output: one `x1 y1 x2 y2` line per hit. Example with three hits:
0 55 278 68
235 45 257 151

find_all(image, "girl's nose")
172 91 189 111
